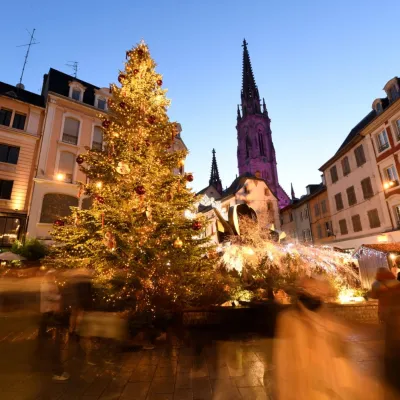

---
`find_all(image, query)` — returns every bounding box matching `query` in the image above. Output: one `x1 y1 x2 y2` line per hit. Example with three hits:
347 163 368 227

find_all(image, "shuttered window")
361 177 373 199
339 219 348 235
330 165 338 183
341 156 351 176
335 193 344 211
354 145 366 167
346 186 357 206
351 214 362 232
368 209 381 229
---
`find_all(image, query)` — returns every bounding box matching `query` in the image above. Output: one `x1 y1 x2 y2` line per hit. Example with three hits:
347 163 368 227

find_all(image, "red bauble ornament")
137 49 144 57
102 119 111 129
157 79 163 86
148 116 156 125
95 195 105 204
119 102 126 109
118 74 126 83
54 219 64 227
133 69 139 75
76 155 84 165
186 173 194 182
135 185 146 195
192 220 202 231
126 50 134 59
107 99 114 107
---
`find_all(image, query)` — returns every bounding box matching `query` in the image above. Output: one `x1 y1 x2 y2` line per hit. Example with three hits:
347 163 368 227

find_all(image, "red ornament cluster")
133 69 139 75
118 74 126 83
186 173 194 182
76 155 84 165
192 220 202 231
102 119 111 129
135 185 146 195
137 49 144 57
148 116 156 125
54 219 64 227
95 195 105 204
119 102 126 109
157 79 163 86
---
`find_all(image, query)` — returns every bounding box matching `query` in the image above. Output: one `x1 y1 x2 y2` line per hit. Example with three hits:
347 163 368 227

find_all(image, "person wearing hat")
38 269 69 381
273 276 380 400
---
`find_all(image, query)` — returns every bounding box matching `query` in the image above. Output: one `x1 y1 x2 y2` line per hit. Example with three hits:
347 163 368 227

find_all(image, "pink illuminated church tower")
237 40 290 208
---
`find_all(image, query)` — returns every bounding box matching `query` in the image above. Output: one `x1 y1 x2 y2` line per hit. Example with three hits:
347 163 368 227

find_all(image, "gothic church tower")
236 40 290 208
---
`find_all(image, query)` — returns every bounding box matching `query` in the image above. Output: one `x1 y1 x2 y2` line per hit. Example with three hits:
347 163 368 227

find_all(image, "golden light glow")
377 235 388 243
96 181 103 189
384 182 390 189
56 173 65 181
390 253 397 260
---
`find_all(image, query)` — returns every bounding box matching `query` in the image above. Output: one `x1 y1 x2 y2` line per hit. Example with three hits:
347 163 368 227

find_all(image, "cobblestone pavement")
0 313 386 400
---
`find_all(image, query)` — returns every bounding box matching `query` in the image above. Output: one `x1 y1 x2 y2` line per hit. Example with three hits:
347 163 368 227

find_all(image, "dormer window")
97 97 106 110
384 78 400 103
389 86 399 103
376 102 382 114
68 81 86 102
71 89 81 101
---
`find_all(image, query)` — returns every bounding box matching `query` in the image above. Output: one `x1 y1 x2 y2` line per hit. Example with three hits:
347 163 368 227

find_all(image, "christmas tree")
46 41 230 313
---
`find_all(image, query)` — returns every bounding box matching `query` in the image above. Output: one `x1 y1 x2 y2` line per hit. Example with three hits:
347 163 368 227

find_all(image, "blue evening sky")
1 0 399 196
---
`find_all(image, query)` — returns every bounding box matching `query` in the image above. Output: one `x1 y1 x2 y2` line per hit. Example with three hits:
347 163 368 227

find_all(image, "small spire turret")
209 149 223 194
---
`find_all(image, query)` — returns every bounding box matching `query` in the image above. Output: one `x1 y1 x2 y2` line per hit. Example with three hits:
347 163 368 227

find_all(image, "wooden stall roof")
361 243 400 253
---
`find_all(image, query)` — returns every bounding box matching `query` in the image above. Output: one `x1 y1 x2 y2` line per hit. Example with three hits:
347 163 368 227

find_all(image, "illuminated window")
40 194 78 223
92 126 103 150
62 117 80 145
58 152 75 183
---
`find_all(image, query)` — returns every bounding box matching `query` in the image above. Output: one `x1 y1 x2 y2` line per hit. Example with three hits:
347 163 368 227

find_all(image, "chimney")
16 83 25 90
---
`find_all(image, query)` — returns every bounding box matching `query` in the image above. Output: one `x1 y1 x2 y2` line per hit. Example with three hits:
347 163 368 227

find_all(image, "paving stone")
233 375 263 388
173 388 193 400
155 366 177 378
149 377 175 394
120 381 150 400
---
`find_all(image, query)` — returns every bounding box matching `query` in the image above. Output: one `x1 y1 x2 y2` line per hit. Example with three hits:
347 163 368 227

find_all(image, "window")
92 126 103 150
304 208 309 219
289 212 293 222
339 219 348 235
267 201 273 211
317 224 322 239
81 197 93 210
302 229 311 242
395 205 400 227
0 109 12 127
314 203 320 217
321 200 327 214
0 180 13 199
62 117 80 145
325 221 333 236
330 165 338 183
384 165 398 183
0 217 22 246
300 211 303 221
58 152 75 183
346 186 357 206
376 102 382 114
351 214 362 232
0 145 20 164
396 120 400 139
377 130 390 152
354 145 366 167
71 89 81 101
341 156 351 176
389 86 399 102
264 188 270 196
335 193 344 211
40 194 79 223
12 113 26 130
361 177 374 199
368 209 381 228
97 98 106 110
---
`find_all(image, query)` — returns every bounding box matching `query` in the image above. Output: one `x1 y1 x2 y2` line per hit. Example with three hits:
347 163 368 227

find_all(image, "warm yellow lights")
390 253 397 260
384 181 395 190
377 235 388 243
56 173 65 181
96 181 103 189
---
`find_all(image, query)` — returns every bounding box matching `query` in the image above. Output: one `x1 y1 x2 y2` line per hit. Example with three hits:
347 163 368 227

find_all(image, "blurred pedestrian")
368 267 399 323
39 270 69 381
274 276 380 400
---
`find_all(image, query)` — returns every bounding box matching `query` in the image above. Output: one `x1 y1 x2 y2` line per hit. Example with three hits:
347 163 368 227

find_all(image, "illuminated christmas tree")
46 41 230 312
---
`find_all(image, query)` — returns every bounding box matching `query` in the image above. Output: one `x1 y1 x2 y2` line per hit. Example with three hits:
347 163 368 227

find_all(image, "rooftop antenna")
17 28 39 89
66 61 78 78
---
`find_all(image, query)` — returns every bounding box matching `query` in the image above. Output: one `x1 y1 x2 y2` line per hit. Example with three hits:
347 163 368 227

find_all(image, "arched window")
258 132 265 156
62 117 80 145
71 88 82 101
40 194 78 223
92 126 103 150
58 152 75 183
246 136 251 158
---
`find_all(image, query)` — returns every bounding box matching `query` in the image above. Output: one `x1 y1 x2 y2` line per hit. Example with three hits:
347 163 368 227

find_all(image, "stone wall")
327 301 379 324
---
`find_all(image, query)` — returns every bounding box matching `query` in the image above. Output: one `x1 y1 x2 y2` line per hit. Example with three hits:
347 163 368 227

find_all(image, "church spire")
241 39 261 116
291 183 296 200
209 149 222 194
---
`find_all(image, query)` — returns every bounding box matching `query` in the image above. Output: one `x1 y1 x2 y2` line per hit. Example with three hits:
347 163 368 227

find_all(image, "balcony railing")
62 133 78 145
378 142 390 152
